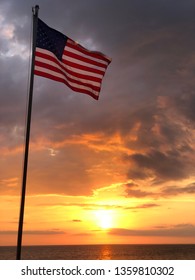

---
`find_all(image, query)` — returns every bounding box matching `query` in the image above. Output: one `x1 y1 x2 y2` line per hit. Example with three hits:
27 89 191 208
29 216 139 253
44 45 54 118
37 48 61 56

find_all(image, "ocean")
0 244 195 260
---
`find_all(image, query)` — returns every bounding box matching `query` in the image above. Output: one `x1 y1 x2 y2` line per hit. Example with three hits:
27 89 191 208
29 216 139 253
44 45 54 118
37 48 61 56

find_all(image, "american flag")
34 18 111 100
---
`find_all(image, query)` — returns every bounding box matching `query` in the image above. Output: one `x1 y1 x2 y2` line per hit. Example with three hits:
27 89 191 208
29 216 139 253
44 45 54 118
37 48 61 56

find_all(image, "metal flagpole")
16 5 39 260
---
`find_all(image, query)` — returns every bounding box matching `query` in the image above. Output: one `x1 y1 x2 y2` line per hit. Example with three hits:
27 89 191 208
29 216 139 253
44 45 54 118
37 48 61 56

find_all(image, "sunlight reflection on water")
99 245 112 260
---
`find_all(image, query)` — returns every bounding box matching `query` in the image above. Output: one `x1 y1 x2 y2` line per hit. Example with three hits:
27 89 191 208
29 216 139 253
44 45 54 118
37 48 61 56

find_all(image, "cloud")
125 182 195 198
171 93 195 124
38 202 123 210
161 183 195 196
0 229 66 235
0 0 195 198
125 203 160 210
125 186 154 198
128 150 187 180
0 177 19 188
37 201 161 212
71 232 93 236
109 224 195 237
121 93 195 193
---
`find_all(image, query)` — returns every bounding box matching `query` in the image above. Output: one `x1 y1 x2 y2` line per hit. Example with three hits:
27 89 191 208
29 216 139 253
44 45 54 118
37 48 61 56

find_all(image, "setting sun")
94 209 114 229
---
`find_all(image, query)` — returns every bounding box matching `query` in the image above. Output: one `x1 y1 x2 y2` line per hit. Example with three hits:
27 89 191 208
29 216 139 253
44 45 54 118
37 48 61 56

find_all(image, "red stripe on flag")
62 58 105 76
63 50 108 69
35 50 102 83
35 60 101 92
66 39 111 64
34 69 99 100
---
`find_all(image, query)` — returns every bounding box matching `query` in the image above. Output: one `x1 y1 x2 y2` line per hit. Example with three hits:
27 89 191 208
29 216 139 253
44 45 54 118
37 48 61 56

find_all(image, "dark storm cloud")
0 0 195 196
0 57 27 124
121 94 195 186
173 93 195 123
2 0 195 134
128 150 187 180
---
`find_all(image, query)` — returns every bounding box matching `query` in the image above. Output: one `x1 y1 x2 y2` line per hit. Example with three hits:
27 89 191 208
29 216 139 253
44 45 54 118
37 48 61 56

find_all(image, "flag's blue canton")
36 18 67 61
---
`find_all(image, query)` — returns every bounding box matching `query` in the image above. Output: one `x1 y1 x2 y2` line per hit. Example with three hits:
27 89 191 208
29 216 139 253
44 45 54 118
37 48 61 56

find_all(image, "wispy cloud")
125 203 160 210
109 224 195 237
125 182 195 198
0 229 66 235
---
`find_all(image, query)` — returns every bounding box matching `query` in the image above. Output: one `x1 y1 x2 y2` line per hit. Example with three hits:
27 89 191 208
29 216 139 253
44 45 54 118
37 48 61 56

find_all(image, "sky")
0 0 195 246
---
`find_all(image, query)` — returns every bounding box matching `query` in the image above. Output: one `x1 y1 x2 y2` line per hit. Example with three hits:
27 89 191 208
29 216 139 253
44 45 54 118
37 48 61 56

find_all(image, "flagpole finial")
32 5 39 16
